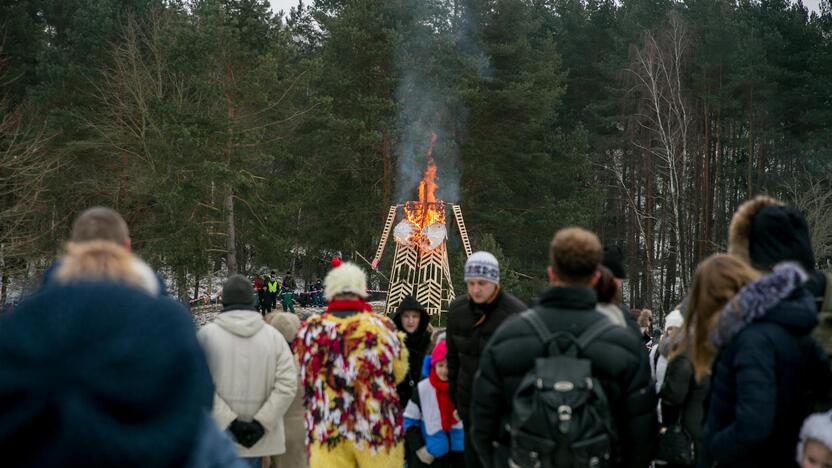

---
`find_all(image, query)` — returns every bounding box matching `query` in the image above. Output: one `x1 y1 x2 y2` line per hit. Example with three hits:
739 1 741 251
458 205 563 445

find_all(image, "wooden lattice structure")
373 204 472 320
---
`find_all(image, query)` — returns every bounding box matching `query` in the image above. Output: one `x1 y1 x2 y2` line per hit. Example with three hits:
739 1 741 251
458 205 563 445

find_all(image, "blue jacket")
404 378 464 462
0 282 214 466
701 264 831 468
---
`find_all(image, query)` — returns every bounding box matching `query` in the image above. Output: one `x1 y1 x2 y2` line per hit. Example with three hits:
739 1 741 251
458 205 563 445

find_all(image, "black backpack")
508 309 618 468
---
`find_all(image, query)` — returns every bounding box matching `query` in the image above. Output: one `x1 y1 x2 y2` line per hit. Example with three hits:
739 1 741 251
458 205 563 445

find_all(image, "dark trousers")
257 291 268 314
461 415 483 468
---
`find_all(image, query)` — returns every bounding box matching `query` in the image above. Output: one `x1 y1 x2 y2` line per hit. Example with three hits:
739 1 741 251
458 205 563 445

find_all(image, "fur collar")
710 262 808 349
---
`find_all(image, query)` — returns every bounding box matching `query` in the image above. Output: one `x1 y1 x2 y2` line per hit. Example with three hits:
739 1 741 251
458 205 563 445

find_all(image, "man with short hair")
470 228 655 468
445 251 525 468
41 206 166 295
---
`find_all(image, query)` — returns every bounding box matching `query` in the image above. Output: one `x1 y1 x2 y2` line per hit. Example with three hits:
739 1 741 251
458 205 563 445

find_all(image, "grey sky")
269 0 299 15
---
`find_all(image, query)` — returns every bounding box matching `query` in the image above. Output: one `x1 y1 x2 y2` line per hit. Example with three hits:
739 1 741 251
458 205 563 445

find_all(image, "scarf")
326 298 373 313
429 367 456 431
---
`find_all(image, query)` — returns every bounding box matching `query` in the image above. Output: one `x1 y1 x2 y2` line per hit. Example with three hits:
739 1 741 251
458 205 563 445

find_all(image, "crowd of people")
2 196 832 468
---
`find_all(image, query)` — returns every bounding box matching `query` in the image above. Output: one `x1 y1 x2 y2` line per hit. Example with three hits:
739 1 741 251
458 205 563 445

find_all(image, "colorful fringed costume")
295 300 409 468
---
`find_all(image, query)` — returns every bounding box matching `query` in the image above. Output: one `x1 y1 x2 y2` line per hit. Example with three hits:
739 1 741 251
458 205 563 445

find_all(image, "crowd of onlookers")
2 195 832 468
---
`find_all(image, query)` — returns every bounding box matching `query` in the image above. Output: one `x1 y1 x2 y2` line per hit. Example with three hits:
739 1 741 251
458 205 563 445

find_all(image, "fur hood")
710 262 814 348
728 195 784 267
55 241 160 295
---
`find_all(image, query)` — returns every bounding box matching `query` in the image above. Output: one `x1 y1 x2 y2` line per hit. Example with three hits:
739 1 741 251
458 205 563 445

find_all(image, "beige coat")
198 309 297 457
269 375 307 468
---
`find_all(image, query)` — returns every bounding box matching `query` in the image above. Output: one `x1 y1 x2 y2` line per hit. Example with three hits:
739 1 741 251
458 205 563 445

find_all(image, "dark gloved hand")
231 419 265 448
241 420 265 448
228 419 249 445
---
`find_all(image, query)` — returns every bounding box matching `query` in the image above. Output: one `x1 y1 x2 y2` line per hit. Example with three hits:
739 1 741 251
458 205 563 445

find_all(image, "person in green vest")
266 271 279 313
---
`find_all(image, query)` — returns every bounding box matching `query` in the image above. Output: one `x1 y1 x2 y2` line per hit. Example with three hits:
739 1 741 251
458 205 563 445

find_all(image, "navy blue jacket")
701 276 830 467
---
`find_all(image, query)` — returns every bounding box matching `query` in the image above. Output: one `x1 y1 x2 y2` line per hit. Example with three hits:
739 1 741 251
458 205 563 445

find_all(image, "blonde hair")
672 254 759 381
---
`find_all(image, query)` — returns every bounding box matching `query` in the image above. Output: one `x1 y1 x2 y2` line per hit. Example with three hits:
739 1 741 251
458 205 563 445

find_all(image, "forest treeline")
1 0 830 309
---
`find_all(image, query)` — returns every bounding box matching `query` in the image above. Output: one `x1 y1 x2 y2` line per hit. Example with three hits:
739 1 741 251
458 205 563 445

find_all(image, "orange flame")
403 131 445 249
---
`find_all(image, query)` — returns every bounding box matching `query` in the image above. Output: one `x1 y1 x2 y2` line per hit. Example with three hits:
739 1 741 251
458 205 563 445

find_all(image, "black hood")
392 295 430 337
749 205 815 271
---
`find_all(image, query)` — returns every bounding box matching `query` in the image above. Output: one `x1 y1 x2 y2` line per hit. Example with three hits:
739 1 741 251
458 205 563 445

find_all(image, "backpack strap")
520 308 552 345
576 318 618 352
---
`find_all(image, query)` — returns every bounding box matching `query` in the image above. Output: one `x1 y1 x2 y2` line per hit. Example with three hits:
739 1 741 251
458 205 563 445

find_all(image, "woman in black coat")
392 295 431 406
676 255 831 468
659 345 709 467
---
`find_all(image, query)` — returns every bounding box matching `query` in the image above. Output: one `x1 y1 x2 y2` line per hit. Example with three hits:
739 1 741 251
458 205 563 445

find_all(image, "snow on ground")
191 301 389 328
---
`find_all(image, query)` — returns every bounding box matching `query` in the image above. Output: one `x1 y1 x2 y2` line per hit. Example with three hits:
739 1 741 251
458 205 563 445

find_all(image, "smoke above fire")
394 71 461 205
393 2 491 206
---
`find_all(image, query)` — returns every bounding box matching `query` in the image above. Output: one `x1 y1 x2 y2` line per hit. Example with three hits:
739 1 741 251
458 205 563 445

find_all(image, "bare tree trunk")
382 128 393 206
224 62 238 275
0 243 6 306
193 274 200 302
225 189 238 275
747 86 754 198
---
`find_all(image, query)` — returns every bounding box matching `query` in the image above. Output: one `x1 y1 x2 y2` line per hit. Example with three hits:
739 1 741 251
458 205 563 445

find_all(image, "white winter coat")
198 309 297 457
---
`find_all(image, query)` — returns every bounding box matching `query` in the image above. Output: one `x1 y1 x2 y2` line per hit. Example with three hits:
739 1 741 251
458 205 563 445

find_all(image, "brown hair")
550 228 603 284
71 207 129 245
595 266 619 304
672 254 759 381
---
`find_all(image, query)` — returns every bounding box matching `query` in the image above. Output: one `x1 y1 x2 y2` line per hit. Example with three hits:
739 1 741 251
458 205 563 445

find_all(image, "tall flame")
402 131 445 250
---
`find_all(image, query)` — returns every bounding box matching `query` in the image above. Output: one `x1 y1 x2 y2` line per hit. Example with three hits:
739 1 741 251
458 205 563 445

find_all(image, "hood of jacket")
728 195 815 271
711 262 817 348
212 309 265 337
393 295 430 338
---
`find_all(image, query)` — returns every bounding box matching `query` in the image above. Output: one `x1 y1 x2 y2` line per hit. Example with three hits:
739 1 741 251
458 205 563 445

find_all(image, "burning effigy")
372 132 472 320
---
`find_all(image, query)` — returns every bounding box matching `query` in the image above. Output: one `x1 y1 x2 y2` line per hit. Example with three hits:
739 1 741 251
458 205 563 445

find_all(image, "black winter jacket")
446 288 525 423
393 295 432 407
660 350 709 462
701 265 831 468
470 286 657 468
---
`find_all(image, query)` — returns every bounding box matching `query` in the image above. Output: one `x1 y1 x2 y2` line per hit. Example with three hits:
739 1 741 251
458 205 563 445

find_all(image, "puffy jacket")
470 286 656 468
403 378 464 467
198 308 298 457
446 288 525 422
393 295 432 406
701 264 831 468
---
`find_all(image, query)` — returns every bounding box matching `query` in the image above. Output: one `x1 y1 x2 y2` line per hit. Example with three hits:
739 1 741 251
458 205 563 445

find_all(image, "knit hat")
431 339 448 364
797 410 832 464
267 312 301 343
324 258 367 300
221 274 254 307
0 282 213 466
602 246 627 279
465 251 500 284
664 310 684 330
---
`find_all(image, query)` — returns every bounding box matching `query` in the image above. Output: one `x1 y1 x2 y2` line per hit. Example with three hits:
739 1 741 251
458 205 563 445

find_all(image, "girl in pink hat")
403 339 465 467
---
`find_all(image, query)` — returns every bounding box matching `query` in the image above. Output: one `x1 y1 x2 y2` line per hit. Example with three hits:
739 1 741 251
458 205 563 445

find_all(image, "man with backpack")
470 227 656 468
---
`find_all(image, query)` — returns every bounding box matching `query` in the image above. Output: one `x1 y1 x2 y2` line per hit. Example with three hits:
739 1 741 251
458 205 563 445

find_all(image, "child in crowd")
798 410 832 468
404 339 464 467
